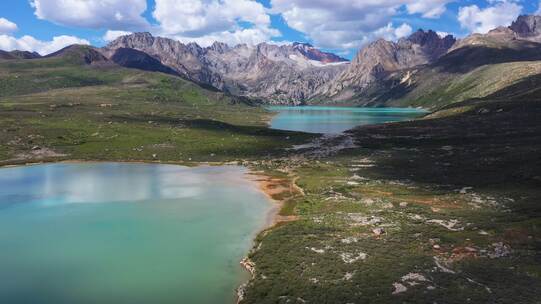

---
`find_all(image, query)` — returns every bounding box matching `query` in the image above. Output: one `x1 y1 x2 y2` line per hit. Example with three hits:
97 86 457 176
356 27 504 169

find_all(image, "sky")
0 0 540 58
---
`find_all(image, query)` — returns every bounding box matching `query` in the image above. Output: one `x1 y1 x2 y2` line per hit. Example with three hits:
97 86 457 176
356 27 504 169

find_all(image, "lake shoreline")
0 159 289 304
237 172 303 303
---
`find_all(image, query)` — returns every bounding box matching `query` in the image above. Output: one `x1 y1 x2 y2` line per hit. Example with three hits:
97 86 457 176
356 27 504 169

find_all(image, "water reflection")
0 163 251 206
0 163 271 304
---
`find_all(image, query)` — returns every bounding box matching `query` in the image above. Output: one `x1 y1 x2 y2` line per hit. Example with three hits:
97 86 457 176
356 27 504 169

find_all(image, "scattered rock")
361 198 374 205
399 202 408 207
459 187 473 194
392 283 408 294
372 227 385 236
340 252 367 264
240 258 256 276
433 256 455 274
341 237 358 244
307 247 325 254
347 214 382 226
478 108 490 115
487 242 511 258
401 273 428 286
409 214 425 221
381 202 394 209
427 219 464 231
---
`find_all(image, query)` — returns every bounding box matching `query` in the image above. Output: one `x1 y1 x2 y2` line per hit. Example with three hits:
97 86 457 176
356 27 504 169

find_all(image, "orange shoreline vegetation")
237 172 304 303
247 172 303 226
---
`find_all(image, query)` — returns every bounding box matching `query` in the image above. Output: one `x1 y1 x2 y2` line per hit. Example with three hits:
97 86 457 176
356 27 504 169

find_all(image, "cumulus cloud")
0 18 18 34
373 23 413 41
0 34 89 55
405 0 451 19
458 0 522 34
103 30 133 42
172 27 279 47
436 31 451 38
30 0 148 30
270 0 453 49
152 0 279 47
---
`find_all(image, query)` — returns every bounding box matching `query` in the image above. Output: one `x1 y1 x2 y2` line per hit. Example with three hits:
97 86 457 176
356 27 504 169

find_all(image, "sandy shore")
246 172 302 226
237 172 304 303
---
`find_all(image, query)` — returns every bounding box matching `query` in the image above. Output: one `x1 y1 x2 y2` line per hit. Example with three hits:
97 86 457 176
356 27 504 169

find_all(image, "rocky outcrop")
102 33 348 104
291 42 348 64
316 30 456 102
510 15 541 41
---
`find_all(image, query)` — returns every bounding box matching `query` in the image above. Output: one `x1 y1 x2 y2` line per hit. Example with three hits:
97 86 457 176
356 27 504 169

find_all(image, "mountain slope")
101 33 349 104
314 30 456 103
0 50 41 60
369 23 541 109
110 47 180 76
315 15 541 109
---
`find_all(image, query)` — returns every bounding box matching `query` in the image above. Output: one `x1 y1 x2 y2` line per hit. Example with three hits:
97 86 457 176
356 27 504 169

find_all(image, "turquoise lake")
268 106 427 133
0 163 272 304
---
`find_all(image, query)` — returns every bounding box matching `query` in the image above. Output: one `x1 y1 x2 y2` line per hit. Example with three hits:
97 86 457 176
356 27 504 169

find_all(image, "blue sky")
0 0 539 58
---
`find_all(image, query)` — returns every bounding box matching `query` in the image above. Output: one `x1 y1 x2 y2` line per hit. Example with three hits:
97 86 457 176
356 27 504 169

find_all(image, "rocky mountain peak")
99 32 348 104
292 42 314 48
208 41 230 53
510 15 541 37
407 29 455 48
318 28 456 101
288 42 348 64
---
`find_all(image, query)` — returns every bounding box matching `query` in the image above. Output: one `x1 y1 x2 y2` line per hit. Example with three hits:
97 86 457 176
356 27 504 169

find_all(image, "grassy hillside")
241 97 541 304
386 61 541 109
327 39 541 110
0 54 313 165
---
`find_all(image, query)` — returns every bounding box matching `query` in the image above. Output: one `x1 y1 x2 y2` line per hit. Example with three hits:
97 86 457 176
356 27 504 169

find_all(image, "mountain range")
3 14 541 109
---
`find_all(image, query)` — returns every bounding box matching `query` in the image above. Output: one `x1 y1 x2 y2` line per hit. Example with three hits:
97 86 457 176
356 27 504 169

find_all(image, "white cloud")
103 30 133 42
0 18 18 34
536 0 541 15
152 0 279 47
406 0 451 19
458 0 522 34
30 0 148 30
394 23 414 38
373 23 413 41
436 31 450 38
172 27 279 47
270 0 453 49
0 34 89 55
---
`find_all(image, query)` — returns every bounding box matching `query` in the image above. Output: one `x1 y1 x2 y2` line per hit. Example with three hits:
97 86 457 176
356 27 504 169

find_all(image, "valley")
0 13 540 304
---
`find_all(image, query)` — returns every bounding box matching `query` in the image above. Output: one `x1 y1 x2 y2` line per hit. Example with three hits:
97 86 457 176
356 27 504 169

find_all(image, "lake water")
268 106 427 134
0 163 272 304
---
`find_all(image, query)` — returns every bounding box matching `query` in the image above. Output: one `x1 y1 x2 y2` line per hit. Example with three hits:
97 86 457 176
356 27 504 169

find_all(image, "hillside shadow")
343 98 541 188
433 44 541 73
110 114 312 138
